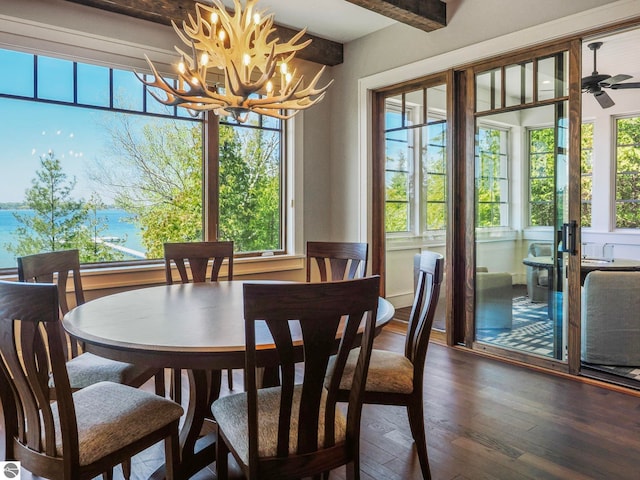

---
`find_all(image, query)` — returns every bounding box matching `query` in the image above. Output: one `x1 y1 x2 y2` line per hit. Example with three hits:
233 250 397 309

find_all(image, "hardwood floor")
2 328 639 479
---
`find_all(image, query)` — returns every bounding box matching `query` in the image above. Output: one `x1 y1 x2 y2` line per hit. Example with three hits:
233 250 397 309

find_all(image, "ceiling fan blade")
601 74 632 86
594 91 615 109
609 82 640 90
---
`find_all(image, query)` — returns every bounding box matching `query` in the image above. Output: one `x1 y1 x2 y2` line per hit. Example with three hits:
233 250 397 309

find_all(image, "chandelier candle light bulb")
136 0 332 122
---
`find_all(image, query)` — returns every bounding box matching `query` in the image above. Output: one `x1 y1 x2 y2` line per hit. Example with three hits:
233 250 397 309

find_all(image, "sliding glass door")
472 46 577 365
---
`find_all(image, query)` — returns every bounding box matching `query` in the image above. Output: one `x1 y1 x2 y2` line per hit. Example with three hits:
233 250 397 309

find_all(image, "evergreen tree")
6 152 120 263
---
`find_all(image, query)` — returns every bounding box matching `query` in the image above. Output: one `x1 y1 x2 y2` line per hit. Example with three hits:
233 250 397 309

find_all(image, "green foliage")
384 152 410 233
476 127 508 228
384 120 448 234
93 117 203 259
6 152 121 263
94 115 282 257
616 117 640 228
581 122 594 227
218 125 281 253
529 127 555 227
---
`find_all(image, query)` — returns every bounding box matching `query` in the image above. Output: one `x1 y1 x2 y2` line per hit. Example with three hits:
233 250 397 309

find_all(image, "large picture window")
0 48 284 269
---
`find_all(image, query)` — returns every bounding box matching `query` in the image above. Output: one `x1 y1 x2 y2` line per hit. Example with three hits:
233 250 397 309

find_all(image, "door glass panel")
474 96 569 359
384 82 448 332
505 61 534 107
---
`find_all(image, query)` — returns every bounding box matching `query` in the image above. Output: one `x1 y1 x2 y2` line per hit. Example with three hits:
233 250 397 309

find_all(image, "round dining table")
63 280 394 478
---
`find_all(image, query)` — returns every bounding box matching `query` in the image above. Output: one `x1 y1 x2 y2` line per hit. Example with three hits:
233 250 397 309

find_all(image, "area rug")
475 296 640 385
476 296 554 357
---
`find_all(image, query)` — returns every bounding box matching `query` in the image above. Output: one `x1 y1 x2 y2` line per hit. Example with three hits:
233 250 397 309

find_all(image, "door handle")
560 221 577 255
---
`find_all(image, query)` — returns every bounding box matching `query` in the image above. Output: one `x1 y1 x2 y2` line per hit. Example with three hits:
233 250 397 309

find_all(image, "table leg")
179 369 222 478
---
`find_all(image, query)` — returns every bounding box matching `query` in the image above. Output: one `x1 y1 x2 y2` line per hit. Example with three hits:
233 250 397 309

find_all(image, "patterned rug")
476 296 554 357
476 296 640 384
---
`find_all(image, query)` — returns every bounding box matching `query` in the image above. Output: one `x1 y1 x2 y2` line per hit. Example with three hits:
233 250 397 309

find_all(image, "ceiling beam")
61 0 344 66
345 0 446 32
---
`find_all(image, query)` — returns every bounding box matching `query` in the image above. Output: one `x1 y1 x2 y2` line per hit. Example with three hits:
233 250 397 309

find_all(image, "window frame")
614 113 640 229
383 97 448 237
0 46 289 272
475 123 511 229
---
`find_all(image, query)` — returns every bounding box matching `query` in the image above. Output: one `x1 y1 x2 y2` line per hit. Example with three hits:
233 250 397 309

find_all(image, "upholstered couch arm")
582 271 640 366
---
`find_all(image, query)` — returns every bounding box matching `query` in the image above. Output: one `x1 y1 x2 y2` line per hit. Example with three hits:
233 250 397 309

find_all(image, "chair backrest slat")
407 252 444 377
164 241 234 284
18 250 85 359
242 276 380 471
0 281 80 464
306 241 368 282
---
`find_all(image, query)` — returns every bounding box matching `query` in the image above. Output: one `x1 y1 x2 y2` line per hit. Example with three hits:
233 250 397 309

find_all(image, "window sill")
1 254 306 293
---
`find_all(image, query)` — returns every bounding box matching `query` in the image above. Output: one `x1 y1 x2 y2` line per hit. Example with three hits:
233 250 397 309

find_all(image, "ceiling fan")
582 41 640 109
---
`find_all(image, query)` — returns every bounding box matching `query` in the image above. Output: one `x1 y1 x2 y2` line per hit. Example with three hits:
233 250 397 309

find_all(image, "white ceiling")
220 0 397 43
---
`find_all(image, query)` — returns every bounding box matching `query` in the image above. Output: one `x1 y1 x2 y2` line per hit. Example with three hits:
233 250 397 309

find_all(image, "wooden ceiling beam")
61 0 344 66
345 0 446 32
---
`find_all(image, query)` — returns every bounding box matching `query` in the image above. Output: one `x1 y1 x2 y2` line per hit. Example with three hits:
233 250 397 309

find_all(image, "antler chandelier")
137 0 333 122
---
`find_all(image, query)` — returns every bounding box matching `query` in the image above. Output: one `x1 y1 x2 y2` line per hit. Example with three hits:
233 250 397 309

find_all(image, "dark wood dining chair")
0 280 184 480
306 241 368 282
17 249 159 396
211 276 381 480
163 241 234 400
332 251 444 480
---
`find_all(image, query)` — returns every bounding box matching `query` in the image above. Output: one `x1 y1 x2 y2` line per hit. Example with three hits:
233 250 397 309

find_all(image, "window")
528 127 555 226
475 126 509 228
0 48 284 269
615 115 640 228
384 86 448 236
581 122 593 227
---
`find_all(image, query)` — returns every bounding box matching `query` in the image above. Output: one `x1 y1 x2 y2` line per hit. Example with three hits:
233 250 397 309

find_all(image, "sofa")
582 271 640 366
526 242 553 303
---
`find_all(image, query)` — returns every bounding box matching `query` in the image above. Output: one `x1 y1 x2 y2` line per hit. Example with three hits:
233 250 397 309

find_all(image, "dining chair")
331 251 444 480
17 249 159 396
211 276 381 480
163 241 234 399
0 280 184 480
306 241 368 282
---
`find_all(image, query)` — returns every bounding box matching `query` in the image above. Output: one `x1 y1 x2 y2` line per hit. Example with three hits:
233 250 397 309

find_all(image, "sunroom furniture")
0 280 183 480
476 266 513 330
306 241 368 281
212 276 381 480
581 271 640 366
164 240 235 399
526 242 553 302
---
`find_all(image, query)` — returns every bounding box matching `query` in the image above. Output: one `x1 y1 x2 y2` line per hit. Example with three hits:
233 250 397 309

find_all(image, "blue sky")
0 97 109 202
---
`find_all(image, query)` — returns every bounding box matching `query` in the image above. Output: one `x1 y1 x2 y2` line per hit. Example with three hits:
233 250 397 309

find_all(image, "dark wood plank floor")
3 328 639 479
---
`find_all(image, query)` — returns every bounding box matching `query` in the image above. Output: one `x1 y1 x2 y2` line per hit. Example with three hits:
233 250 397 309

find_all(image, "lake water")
0 209 145 268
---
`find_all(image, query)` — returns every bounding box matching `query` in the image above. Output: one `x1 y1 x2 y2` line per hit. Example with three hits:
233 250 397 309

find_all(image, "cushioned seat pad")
211 385 346 465
332 348 414 394
49 381 184 465
50 352 152 389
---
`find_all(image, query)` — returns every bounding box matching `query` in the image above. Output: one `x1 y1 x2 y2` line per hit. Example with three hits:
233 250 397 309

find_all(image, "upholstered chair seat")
332 348 414 395
50 381 184 465
212 385 346 465
53 352 155 389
